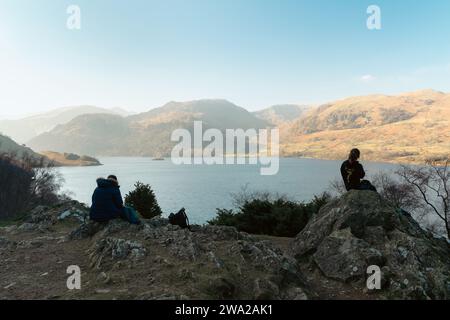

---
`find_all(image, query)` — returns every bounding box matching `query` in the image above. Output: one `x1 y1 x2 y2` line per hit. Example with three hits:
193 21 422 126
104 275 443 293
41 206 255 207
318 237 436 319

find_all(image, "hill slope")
24 90 450 163
0 134 43 161
28 100 269 156
254 104 310 126
281 90 450 163
0 106 129 143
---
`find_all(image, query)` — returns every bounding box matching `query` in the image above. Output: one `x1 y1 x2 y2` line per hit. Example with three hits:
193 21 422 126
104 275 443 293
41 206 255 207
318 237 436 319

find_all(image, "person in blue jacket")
90 175 140 224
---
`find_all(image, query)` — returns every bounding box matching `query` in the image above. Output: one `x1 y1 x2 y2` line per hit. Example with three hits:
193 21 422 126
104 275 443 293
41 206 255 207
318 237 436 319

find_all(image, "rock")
95 289 111 294
145 216 169 228
88 237 146 269
14 201 89 235
208 277 236 299
284 287 309 300
100 219 143 236
200 225 242 241
16 240 44 249
97 272 112 284
312 229 384 282
291 190 450 299
26 206 52 224
253 278 280 300
3 283 15 289
0 237 16 250
54 201 89 223
207 251 225 268
68 221 106 240
17 222 41 233
0 225 17 233
58 209 86 223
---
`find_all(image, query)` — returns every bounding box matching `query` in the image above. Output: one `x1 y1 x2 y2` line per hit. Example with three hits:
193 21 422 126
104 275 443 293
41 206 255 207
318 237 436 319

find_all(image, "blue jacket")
90 178 124 222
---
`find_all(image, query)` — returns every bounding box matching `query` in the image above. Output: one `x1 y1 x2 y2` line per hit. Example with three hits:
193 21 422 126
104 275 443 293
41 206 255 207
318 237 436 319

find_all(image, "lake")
57 157 400 224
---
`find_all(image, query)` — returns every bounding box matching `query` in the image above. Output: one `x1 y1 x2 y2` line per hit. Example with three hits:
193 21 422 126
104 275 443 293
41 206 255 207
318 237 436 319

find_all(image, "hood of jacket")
96 178 119 188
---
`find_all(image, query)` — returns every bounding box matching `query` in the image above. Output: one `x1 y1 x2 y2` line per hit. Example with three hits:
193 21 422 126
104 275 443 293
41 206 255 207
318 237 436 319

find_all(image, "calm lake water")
57 157 400 224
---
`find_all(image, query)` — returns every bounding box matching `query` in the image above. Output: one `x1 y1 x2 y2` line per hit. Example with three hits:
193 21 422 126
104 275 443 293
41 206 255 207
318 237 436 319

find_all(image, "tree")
124 182 162 219
371 172 420 213
0 152 63 219
397 159 450 239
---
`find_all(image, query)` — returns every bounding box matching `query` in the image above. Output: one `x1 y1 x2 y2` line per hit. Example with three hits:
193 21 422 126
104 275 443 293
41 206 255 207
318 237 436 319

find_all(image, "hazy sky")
0 0 449 118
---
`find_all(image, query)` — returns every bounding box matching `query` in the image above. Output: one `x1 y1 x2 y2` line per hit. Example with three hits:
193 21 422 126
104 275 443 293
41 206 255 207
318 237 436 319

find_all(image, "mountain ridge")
0 105 129 143
17 89 450 163
28 99 269 156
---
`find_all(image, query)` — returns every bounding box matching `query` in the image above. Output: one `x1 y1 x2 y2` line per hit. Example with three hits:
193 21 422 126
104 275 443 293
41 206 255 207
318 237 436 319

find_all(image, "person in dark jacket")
90 175 140 224
340 149 377 192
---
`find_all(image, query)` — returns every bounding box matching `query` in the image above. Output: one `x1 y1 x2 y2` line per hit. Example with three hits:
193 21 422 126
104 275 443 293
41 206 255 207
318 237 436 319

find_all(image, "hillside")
254 104 310 126
23 90 450 163
0 134 44 162
40 151 101 167
281 89 450 163
28 100 269 156
0 106 129 144
0 191 448 300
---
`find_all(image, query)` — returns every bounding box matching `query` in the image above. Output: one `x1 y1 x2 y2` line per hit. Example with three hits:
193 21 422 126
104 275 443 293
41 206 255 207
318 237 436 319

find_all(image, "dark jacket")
90 178 124 222
341 160 365 191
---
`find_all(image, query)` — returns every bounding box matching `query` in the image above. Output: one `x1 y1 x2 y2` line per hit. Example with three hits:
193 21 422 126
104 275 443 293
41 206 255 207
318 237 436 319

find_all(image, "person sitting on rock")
90 175 140 224
340 148 377 192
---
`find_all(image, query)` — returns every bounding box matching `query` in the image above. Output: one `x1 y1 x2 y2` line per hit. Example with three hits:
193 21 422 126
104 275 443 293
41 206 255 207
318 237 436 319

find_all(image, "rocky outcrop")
1 192 449 300
69 218 313 300
291 190 450 299
11 201 90 234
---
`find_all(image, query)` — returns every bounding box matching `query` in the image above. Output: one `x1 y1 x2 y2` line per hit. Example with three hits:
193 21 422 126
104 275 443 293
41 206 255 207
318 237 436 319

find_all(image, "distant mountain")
28 100 269 156
25 91 450 163
281 89 450 163
0 105 129 143
253 104 310 126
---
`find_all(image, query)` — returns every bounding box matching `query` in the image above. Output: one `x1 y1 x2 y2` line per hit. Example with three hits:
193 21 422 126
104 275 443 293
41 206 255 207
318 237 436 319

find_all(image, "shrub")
0 153 63 220
0 155 33 218
208 192 330 237
124 181 162 219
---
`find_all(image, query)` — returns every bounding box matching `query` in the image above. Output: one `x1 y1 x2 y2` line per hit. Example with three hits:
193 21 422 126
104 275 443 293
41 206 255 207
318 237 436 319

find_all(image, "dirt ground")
0 222 372 300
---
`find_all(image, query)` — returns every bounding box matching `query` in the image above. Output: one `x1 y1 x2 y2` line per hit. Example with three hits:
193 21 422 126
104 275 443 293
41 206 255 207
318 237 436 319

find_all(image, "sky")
0 0 450 118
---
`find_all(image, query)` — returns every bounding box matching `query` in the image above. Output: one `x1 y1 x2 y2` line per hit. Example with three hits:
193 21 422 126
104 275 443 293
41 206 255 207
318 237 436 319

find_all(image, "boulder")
291 190 450 299
68 221 106 240
0 236 16 250
88 237 146 269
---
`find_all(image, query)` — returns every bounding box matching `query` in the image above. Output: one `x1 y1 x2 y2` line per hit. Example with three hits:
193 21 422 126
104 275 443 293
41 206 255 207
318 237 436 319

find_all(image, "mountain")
0 105 129 143
281 89 450 163
25 90 450 163
28 100 269 156
254 104 310 126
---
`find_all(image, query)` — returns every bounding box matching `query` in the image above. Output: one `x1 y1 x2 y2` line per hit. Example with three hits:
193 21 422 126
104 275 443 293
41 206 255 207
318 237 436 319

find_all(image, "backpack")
168 208 190 229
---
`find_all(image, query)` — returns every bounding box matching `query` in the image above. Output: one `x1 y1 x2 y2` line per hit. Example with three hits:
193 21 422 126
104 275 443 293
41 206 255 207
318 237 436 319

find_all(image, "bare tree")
397 159 450 239
328 178 347 196
371 172 421 213
0 151 63 219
